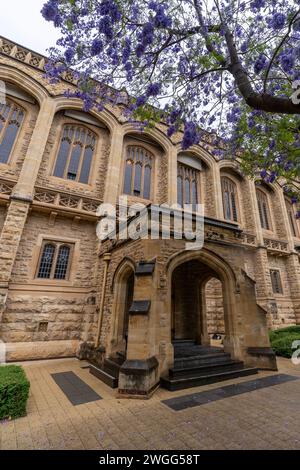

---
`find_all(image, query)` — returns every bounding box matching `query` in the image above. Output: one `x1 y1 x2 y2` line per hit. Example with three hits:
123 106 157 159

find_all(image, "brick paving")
1 357 300 450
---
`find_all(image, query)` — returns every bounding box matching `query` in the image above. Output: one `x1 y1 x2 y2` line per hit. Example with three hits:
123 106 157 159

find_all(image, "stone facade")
0 37 299 391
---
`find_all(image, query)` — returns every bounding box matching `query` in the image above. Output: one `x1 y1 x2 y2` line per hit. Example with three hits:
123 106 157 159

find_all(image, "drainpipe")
95 253 111 348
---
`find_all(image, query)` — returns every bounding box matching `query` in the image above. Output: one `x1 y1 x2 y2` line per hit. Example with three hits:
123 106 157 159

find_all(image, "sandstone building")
0 37 299 397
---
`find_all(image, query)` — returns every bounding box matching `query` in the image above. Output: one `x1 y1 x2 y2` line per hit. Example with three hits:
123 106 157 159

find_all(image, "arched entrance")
109 262 135 358
171 259 226 347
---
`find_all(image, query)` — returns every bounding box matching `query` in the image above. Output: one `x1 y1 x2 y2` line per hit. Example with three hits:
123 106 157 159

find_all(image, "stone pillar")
213 162 223 219
12 98 57 199
0 199 30 321
234 270 277 370
253 247 277 328
248 180 264 245
118 260 159 398
103 124 124 204
286 253 300 324
168 146 178 205
0 98 56 323
277 188 294 247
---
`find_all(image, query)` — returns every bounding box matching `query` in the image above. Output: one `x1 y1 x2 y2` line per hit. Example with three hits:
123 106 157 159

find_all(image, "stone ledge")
120 356 159 375
4 339 79 362
247 347 276 357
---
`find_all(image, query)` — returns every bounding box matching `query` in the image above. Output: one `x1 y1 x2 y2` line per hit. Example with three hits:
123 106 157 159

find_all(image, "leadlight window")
285 198 299 238
37 242 73 280
53 125 96 184
256 188 271 230
0 101 24 164
221 177 238 222
177 163 200 211
270 269 283 294
123 146 153 199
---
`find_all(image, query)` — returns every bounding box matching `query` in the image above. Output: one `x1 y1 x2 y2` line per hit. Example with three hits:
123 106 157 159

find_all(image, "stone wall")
1 211 98 347
205 278 225 335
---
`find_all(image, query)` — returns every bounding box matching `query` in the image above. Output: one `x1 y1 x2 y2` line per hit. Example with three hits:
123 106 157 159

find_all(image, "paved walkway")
1 357 300 450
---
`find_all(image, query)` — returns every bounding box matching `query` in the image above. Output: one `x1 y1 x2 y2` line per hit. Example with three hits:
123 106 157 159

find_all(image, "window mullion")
64 128 75 179
50 244 59 280
76 131 87 182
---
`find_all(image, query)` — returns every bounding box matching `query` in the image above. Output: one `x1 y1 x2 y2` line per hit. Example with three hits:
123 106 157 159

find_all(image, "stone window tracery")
285 198 299 238
221 177 238 222
53 125 96 184
37 242 73 280
0 100 24 164
177 163 200 211
256 188 271 230
123 146 153 199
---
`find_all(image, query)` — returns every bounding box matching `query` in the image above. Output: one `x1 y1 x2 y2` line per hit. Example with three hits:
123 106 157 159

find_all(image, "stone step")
89 365 118 389
161 367 259 391
103 358 121 378
172 339 196 345
174 345 223 358
174 352 232 368
170 360 244 378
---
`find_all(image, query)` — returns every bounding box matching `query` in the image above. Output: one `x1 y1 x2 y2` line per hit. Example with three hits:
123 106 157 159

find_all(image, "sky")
0 0 60 55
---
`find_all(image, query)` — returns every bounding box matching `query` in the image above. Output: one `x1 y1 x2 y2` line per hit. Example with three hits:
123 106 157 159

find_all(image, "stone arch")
175 143 215 169
122 126 172 204
166 248 239 357
53 97 118 133
107 258 136 357
122 123 172 153
0 65 48 105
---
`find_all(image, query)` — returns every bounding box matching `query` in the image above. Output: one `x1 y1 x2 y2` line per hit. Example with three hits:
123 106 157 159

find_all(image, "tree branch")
264 8 300 93
224 26 300 114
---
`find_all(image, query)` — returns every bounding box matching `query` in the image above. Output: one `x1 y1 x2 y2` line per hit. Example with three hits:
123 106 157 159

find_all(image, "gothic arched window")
256 188 271 230
285 198 299 238
53 125 96 183
177 163 200 211
123 146 153 199
221 177 238 222
37 242 73 280
0 101 24 164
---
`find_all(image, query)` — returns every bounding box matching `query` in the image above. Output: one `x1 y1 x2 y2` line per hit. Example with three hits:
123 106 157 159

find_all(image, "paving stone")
51 371 102 406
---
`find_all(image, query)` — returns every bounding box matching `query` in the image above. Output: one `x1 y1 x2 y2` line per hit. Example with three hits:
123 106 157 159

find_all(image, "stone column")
168 146 178 205
12 98 57 199
212 162 223 219
0 199 30 321
103 124 124 205
0 98 56 322
286 253 300 324
248 180 264 245
118 258 159 398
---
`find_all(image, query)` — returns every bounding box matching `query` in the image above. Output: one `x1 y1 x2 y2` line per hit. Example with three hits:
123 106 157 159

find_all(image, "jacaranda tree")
41 0 300 206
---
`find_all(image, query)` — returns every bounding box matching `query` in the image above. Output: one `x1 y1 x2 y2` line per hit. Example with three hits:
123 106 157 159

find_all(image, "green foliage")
269 326 300 358
0 366 30 420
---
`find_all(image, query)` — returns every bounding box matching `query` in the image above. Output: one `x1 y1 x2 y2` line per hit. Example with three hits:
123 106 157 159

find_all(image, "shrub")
0 365 30 420
269 326 300 358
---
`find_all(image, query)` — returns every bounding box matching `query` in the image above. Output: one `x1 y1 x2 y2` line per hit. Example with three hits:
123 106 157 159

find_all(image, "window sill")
32 279 73 287
120 193 153 205
48 175 93 189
